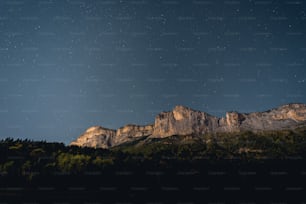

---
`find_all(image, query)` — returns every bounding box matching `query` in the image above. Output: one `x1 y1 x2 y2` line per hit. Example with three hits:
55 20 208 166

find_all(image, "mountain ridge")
70 103 306 149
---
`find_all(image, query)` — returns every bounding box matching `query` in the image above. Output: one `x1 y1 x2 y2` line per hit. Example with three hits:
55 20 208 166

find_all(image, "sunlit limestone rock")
152 105 219 138
70 103 306 149
70 124 153 148
271 103 306 122
216 111 246 132
216 103 306 132
112 124 154 145
70 126 116 149
236 103 306 131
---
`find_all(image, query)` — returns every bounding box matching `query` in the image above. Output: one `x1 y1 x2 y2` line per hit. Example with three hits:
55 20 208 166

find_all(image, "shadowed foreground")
1 160 306 203
1 128 306 203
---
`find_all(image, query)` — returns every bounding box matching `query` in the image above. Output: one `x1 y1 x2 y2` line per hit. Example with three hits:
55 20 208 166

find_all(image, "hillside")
70 103 306 149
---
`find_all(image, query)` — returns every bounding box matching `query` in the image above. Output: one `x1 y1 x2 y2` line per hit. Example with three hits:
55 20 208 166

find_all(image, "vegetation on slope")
1 127 306 178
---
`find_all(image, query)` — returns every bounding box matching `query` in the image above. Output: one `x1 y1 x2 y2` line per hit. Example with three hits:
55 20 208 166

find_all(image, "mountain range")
70 103 306 149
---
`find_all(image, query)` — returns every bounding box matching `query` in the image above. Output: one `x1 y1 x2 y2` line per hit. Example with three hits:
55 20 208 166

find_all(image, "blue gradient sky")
0 0 305 144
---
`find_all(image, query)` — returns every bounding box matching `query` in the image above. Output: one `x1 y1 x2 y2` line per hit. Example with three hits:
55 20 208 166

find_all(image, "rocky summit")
70 103 306 149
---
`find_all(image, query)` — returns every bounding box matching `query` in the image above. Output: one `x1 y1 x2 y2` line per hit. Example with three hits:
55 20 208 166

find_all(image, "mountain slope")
70 103 306 149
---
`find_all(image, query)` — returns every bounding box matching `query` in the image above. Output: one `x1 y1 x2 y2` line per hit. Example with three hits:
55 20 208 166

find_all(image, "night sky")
0 0 305 144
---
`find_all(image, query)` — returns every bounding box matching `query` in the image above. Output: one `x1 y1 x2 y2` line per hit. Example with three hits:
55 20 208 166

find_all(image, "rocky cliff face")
235 103 306 132
113 124 154 145
70 124 153 149
70 126 116 149
70 103 306 148
152 105 219 137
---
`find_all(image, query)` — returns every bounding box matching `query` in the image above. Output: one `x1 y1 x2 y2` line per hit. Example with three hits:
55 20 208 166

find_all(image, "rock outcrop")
113 124 154 145
70 124 153 149
152 105 219 137
233 103 306 132
70 126 116 149
70 103 306 148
